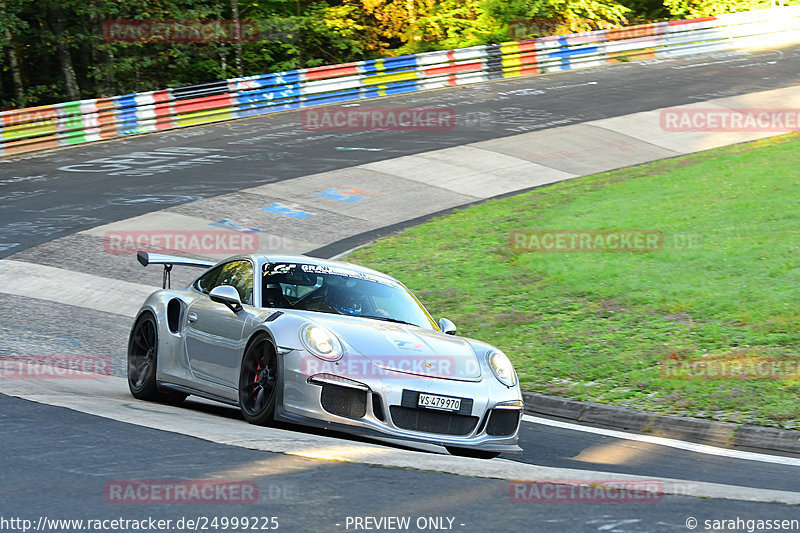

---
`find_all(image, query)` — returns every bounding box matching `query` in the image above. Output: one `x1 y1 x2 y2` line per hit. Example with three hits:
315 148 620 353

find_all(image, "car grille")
486 409 521 436
389 406 479 436
320 383 367 419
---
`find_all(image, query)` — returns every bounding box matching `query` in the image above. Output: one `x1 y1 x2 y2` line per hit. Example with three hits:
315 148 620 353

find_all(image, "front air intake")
320 383 367 419
486 409 521 436
389 406 478 436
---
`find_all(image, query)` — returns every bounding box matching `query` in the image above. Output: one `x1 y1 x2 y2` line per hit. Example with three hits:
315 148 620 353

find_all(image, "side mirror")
438 317 457 335
209 285 243 312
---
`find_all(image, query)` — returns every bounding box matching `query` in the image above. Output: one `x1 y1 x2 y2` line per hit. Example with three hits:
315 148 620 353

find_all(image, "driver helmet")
326 280 364 315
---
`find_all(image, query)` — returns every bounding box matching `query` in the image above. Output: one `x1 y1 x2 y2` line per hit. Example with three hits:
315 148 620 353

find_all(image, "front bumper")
278 350 523 453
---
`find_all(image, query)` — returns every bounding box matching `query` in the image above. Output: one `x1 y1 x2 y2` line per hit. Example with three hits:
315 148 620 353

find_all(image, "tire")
238 334 279 425
445 446 500 460
127 313 187 404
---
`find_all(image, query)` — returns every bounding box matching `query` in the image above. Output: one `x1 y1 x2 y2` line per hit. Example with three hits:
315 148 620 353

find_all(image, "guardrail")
2 6 799 158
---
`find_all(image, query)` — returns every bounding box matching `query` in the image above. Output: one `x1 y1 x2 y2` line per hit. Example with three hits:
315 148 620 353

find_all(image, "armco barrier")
2 6 800 158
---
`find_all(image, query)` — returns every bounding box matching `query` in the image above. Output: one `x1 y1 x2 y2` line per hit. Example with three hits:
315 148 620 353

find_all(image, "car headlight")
300 323 343 361
487 349 517 387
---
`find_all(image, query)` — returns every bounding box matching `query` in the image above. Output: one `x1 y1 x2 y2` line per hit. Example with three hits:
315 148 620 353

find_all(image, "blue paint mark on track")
263 203 315 219
313 188 365 204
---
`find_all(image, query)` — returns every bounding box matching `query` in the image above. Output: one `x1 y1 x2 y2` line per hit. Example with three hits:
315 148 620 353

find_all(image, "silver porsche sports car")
128 252 523 458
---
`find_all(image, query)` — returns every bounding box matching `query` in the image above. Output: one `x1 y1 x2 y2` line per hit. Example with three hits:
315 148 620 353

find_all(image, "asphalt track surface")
3 45 800 532
7 395 798 533
2 45 800 257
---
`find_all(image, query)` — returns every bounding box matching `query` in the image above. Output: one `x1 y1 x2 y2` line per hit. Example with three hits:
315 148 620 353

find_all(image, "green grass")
346 133 800 429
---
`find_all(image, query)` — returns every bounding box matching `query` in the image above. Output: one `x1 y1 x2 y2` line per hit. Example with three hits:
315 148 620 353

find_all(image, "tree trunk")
216 4 228 78
296 0 304 68
88 1 100 95
104 48 115 97
230 0 243 77
4 38 25 108
51 9 80 101
0 0 24 106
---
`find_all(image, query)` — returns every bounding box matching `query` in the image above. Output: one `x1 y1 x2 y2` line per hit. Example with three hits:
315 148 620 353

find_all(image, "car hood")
296 312 483 381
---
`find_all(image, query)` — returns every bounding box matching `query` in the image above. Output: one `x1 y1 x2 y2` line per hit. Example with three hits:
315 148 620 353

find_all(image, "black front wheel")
127 313 186 404
445 446 500 460
238 335 279 425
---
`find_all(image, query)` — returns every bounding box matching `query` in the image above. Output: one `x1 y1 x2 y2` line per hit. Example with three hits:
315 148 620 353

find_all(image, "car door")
183 260 255 388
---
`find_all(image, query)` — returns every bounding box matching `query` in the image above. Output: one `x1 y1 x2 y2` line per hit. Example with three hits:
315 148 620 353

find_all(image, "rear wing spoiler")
137 251 216 289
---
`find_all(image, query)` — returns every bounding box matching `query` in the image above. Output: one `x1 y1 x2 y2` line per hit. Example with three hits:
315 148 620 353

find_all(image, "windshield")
262 263 437 329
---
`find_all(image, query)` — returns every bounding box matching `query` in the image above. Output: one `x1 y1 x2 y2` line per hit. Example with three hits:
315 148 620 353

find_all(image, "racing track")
2 44 800 532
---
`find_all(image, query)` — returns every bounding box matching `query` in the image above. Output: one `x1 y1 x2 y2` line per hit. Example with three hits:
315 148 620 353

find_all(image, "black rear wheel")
238 335 279 425
127 313 186 404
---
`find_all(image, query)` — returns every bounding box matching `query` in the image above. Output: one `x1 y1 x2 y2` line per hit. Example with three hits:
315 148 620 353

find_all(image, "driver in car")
324 281 365 315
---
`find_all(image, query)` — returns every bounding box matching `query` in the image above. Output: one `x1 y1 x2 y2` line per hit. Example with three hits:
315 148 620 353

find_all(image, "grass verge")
346 133 800 429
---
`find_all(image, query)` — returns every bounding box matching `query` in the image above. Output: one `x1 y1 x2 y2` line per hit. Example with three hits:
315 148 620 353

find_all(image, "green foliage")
300 2 372 63
484 0 631 38
617 0 669 20
397 0 504 53
664 0 800 17
0 0 374 105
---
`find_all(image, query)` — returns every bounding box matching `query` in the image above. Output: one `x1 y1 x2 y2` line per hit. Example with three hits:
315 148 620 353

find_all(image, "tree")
0 0 27 107
48 1 81 101
400 0 505 52
663 0 797 17
485 0 631 39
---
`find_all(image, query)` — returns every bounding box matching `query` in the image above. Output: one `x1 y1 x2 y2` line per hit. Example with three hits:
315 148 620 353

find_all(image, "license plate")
418 393 462 411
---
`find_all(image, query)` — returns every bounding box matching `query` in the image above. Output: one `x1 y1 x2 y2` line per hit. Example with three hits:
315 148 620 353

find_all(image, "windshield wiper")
363 316 418 327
